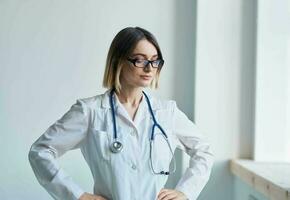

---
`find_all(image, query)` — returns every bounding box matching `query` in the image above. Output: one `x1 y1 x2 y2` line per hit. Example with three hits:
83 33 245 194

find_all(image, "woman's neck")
116 87 143 107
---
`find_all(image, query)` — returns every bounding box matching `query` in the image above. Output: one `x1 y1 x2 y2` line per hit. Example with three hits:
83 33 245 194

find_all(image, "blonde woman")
29 27 213 200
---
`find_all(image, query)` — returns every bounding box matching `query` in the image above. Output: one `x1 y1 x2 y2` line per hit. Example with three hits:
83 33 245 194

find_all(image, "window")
254 0 290 162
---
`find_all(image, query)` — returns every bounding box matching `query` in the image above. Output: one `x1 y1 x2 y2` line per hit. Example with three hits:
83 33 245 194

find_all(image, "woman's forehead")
131 53 158 58
131 40 158 57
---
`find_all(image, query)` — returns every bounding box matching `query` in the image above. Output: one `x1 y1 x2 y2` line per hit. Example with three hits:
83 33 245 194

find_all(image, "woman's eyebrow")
131 53 158 58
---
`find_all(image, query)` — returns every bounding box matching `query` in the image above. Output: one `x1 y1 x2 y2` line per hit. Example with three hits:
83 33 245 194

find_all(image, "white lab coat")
29 89 213 200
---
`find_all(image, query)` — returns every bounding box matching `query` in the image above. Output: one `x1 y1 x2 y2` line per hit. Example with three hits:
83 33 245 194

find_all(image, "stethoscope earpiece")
160 171 170 175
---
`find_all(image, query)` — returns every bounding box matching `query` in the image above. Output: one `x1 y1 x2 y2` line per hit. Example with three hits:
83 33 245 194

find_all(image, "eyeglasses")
127 58 164 68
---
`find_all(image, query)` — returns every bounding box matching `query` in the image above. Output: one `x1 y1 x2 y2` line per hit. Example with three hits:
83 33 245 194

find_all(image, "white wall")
194 0 256 199
0 0 197 199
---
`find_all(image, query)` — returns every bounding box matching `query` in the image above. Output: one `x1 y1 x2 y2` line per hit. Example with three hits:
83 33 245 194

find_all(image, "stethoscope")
109 89 176 175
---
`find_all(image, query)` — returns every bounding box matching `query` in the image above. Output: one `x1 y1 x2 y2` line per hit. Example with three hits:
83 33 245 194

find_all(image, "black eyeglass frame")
127 58 164 68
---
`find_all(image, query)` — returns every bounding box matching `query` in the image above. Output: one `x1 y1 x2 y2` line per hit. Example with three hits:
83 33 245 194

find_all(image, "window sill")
230 159 290 200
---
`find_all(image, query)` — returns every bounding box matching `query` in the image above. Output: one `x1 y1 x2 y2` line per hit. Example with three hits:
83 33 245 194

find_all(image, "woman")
29 27 213 200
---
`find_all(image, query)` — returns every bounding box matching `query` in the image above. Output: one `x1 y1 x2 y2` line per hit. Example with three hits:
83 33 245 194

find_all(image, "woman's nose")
143 64 153 72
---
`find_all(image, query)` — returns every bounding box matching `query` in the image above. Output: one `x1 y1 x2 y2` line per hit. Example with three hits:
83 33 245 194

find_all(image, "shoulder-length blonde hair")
102 27 164 93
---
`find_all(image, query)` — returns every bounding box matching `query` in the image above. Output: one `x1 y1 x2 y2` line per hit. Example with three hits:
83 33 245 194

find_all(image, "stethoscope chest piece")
110 140 123 153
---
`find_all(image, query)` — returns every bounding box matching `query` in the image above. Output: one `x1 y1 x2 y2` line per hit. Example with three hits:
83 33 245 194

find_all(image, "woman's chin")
139 80 152 87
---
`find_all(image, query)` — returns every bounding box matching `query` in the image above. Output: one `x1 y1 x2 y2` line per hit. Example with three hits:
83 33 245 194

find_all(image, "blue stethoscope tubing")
109 89 176 175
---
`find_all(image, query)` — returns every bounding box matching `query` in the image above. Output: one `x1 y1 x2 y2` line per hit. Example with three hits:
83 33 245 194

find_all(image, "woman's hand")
157 189 187 200
78 192 107 200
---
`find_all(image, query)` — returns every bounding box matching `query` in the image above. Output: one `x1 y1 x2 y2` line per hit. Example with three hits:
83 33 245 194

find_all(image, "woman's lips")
140 75 152 80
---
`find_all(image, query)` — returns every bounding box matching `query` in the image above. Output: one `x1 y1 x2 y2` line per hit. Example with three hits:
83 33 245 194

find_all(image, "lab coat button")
131 164 137 170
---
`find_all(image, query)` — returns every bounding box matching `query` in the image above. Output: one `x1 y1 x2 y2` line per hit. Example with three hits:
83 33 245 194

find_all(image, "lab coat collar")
101 89 157 130
100 89 161 111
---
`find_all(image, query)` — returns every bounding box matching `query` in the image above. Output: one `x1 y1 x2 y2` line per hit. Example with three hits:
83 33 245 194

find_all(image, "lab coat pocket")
91 129 111 162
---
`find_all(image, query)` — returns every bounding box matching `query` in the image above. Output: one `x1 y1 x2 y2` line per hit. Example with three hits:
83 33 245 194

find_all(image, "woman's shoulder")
147 93 177 111
76 90 110 109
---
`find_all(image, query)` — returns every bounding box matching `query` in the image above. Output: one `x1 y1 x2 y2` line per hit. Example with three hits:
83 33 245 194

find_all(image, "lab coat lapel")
134 92 162 127
115 102 132 123
113 93 132 123
101 90 111 109
131 96 146 126
100 89 161 126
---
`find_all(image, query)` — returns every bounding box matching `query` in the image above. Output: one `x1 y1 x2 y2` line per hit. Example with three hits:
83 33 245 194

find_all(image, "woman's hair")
102 27 163 93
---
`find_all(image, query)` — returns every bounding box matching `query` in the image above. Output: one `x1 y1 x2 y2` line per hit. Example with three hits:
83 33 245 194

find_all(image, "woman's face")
119 39 159 89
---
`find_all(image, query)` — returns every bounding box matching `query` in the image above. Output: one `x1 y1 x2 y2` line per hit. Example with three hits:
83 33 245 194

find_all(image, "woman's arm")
171 101 214 200
28 99 90 200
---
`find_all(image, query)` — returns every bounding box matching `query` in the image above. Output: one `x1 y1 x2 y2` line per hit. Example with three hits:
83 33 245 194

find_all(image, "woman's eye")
135 59 145 64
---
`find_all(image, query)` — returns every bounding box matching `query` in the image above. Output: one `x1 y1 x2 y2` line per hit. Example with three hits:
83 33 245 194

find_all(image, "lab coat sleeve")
171 101 214 200
28 99 89 200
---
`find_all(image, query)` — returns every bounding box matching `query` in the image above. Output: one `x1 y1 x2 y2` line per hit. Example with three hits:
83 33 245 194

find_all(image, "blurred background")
0 0 289 199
